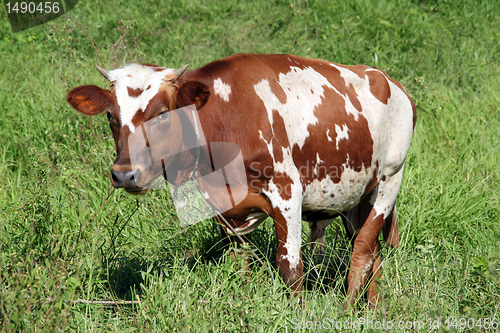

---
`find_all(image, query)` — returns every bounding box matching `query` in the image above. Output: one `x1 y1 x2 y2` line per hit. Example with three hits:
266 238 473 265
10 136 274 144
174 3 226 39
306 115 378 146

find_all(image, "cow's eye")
107 112 113 121
156 109 170 133
158 106 170 120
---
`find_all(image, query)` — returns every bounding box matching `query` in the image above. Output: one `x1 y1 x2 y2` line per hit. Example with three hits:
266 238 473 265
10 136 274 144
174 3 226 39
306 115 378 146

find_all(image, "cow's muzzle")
110 168 148 194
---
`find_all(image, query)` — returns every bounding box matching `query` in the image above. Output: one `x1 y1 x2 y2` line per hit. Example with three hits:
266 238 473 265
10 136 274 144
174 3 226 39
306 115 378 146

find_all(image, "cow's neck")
167 107 202 185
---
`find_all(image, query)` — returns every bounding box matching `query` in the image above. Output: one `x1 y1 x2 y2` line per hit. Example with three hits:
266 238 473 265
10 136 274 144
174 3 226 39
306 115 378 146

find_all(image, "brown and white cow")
67 53 416 308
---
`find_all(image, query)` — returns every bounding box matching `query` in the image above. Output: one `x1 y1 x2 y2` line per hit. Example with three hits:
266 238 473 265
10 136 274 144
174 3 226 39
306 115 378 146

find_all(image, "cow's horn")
174 64 189 79
95 64 111 80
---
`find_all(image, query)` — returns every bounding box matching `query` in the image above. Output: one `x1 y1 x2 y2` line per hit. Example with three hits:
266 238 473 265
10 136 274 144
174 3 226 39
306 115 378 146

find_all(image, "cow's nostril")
111 169 141 187
111 169 120 183
129 168 140 181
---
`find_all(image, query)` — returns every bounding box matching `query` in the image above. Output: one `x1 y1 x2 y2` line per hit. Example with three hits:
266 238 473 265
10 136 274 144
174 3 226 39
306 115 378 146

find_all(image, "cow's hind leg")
383 204 400 248
344 167 405 309
341 192 381 309
343 201 400 248
308 219 333 253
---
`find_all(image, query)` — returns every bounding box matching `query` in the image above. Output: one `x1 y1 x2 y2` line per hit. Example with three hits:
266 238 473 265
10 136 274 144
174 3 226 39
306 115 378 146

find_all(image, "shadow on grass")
301 225 352 295
101 218 354 300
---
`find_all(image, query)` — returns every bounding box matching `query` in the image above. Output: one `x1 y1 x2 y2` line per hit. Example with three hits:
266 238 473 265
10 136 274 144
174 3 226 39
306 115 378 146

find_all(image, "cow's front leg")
269 181 304 300
274 209 303 297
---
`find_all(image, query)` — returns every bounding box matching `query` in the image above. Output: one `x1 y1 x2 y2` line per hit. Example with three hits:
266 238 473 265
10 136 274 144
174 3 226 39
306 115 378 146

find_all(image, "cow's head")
67 63 210 194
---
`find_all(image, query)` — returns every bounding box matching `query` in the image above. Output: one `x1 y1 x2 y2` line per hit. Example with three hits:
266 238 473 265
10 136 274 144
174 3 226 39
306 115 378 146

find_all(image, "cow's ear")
176 81 210 110
66 85 111 115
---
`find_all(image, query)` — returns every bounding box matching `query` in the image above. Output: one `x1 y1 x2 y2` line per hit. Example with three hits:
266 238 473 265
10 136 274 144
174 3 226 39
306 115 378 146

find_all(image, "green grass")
1 0 499 331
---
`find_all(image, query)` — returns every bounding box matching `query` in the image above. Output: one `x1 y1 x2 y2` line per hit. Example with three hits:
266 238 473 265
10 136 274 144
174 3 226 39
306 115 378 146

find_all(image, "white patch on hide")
326 129 333 142
316 153 323 164
303 155 376 214
213 78 231 102
313 153 323 176
334 124 349 149
109 63 174 133
254 66 334 149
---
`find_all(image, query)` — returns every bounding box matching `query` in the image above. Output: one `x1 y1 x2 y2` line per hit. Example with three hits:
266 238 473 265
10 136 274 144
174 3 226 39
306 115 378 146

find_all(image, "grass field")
1 0 499 331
